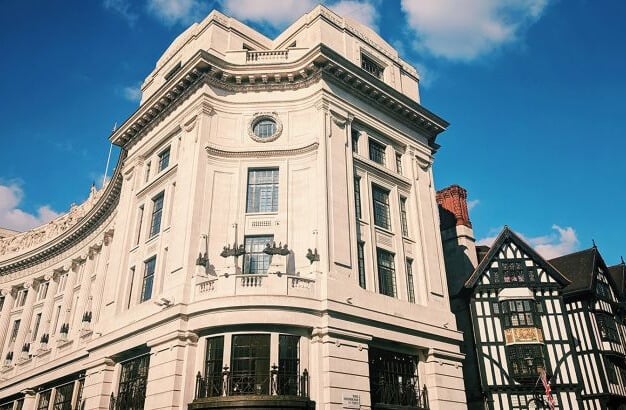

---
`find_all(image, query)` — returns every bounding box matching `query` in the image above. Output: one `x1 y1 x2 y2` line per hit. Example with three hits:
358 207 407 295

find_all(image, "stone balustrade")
195 273 318 301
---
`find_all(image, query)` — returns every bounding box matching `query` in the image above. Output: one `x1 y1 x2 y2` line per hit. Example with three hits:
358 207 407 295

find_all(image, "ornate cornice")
0 153 125 276
205 142 319 159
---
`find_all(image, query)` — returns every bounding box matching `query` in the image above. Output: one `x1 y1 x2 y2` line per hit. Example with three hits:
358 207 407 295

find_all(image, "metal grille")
377 249 396 297
200 336 224 398
243 236 273 274
246 169 279 213
369 347 428 408
230 334 271 395
372 186 390 230
507 344 545 380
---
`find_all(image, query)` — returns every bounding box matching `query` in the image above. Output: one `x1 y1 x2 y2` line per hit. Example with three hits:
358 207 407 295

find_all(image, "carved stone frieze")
205 142 318 159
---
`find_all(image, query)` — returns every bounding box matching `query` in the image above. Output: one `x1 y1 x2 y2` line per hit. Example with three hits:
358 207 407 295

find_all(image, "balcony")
195 273 318 301
190 366 315 409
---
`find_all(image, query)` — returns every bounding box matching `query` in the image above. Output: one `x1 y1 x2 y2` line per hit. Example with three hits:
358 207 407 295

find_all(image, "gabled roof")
464 226 570 289
549 246 618 297
608 260 626 299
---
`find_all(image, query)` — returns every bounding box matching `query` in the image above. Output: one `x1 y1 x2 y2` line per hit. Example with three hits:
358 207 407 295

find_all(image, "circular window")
248 113 282 142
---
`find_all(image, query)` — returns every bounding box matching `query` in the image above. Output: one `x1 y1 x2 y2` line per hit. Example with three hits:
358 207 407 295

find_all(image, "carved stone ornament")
247 112 283 143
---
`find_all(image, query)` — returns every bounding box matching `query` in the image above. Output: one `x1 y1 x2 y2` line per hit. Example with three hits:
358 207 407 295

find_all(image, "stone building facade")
0 6 466 410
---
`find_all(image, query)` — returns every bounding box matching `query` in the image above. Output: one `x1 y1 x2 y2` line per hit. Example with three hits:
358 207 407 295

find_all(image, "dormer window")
361 54 383 79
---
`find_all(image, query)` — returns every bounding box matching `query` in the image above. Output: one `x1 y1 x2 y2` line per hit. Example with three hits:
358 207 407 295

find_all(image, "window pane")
278 335 300 395
400 197 409 237
246 169 279 213
149 193 164 237
158 147 170 172
243 236 273 274
230 334 271 395
202 336 224 398
354 176 362 219
141 257 156 302
369 140 386 165
406 259 415 303
377 249 396 297
373 186 391 230
118 355 150 410
357 242 366 289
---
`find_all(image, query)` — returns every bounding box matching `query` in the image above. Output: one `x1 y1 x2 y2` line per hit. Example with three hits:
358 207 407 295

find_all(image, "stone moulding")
0 154 125 276
205 143 318 159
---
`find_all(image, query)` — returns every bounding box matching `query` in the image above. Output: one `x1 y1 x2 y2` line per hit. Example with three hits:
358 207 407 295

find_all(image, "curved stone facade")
0 6 466 410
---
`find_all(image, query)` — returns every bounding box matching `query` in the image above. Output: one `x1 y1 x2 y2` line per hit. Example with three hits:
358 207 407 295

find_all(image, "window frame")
406 259 415 303
230 334 271 395
246 168 279 213
157 147 170 172
369 139 386 166
361 53 384 79
377 249 397 298
372 185 391 230
354 176 362 220
148 192 164 238
243 235 273 275
357 241 366 289
400 197 409 237
140 257 156 303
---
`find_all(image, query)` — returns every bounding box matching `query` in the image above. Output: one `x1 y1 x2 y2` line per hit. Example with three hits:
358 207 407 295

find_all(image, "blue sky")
0 0 625 264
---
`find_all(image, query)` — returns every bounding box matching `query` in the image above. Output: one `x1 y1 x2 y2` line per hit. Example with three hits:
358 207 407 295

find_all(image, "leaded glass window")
507 344 545 380
243 236 272 274
597 313 620 343
230 334 270 395
117 354 150 410
369 139 386 165
37 390 51 410
354 176 362 219
372 186 391 230
246 169 279 213
406 259 415 303
377 249 396 297
501 300 536 328
369 347 424 407
400 197 409 237
278 335 300 395
53 382 74 410
203 336 224 397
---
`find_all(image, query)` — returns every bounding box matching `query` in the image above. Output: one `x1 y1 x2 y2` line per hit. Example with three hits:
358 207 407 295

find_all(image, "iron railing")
195 366 309 399
109 391 146 410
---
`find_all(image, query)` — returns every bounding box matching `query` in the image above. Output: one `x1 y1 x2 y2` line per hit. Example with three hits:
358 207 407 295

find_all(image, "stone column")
144 331 198 410
13 280 37 361
35 273 60 351
91 232 113 324
21 388 37 410
82 357 116 410
422 348 467 410
0 288 16 357
72 250 98 335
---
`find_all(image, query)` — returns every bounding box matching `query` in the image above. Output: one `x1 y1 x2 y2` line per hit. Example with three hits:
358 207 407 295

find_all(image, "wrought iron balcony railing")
109 391 147 410
371 379 429 409
195 366 309 399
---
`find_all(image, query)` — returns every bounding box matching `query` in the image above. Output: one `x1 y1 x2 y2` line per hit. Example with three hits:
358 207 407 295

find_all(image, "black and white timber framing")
461 227 583 409
550 247 626 410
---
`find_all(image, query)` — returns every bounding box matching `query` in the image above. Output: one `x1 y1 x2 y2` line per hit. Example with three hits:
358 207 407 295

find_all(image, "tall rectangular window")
400 197 409 237
243 236 273 274
377 249 396 297
158 147 170 172
357 242 366 289
140 257 156 302
354 176 362 220
117 355 150 410
31 313 42 342
14 289 27 308
135 206 144 245
372 186 391 230
36 391 51 410
203 336 225 398
351 129 360 153
395 153 403 174
406 259 415 303
246 169 279 213
52 305 61 335
9 320 20 344
369 139 386 165
53 382 75 410
230 334 270 395
278 335 300 395
57 273 68 294
149 192 164 237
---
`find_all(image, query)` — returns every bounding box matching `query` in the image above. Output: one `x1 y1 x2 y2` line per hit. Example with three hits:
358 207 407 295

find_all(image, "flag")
540 369 556 409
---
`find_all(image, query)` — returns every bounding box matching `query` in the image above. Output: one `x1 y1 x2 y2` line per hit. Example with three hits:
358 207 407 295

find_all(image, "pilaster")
422 348 467 410
82 357 116 410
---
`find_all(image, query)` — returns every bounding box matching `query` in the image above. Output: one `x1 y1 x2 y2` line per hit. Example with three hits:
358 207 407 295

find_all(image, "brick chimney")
436 185 472 229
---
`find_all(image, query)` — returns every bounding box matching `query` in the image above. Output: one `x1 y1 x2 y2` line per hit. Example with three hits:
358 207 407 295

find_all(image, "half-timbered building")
550 247 626 409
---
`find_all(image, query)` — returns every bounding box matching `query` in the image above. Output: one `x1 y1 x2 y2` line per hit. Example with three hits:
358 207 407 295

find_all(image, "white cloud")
221 0 379 32
330 1 378 30
122 84 142 102
400 0 550 61
221 0 317 28
147 0 212 26
103 0 139 26
0 183 61 232
467 199 480 211
477 224 579 260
